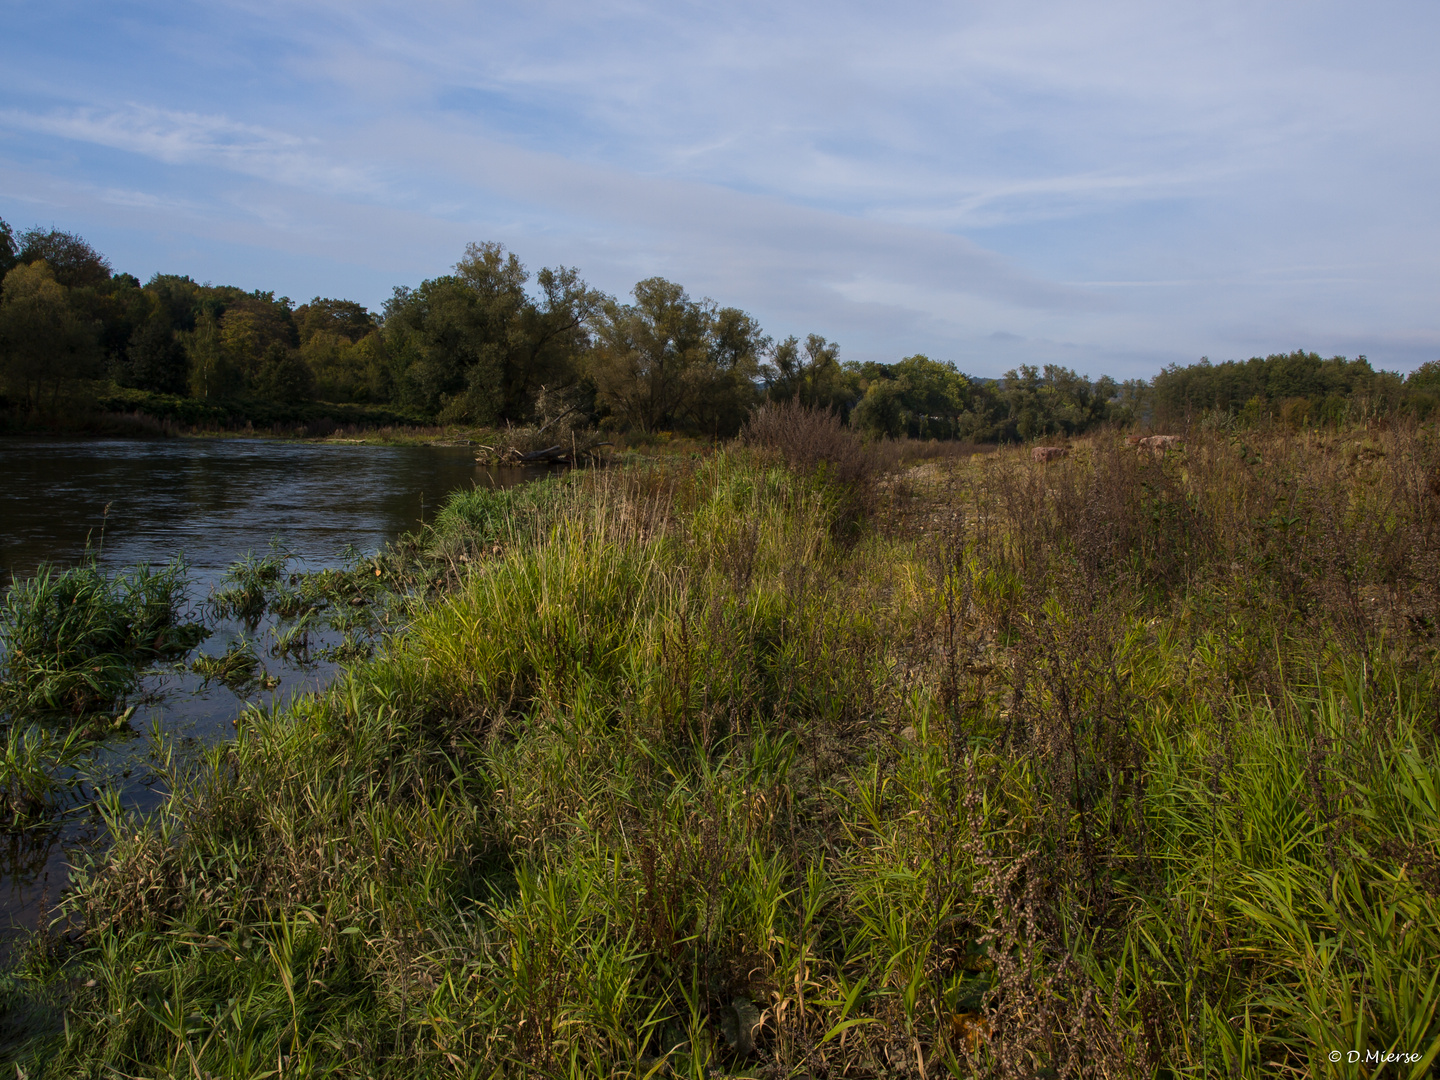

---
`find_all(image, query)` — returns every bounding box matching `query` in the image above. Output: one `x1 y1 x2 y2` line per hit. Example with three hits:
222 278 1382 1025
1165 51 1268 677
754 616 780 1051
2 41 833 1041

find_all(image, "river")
0 436 542 959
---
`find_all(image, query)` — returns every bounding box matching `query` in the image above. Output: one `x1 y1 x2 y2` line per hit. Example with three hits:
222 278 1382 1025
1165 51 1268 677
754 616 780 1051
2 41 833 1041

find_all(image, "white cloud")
0 104 383 197
1 0 1437 375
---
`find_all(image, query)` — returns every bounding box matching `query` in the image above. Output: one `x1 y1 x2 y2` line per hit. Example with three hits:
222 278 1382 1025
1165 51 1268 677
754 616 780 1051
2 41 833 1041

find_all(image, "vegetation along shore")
2 216 1439 1076
2 217 1438 444
0 401 1436 1076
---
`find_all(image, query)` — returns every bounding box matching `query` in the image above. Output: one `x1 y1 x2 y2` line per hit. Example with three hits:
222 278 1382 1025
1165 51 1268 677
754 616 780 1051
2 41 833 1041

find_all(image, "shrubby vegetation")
3 413 1438 1076
7 214 1434 440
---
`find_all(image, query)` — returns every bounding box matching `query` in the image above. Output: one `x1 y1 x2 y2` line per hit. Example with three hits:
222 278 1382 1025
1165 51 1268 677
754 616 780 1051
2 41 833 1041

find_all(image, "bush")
742 399 890 536
741 399 869 480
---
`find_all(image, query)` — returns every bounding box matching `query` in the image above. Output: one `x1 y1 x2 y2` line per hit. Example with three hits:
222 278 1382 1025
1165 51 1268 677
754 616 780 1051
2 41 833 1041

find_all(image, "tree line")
2 217 1436 437
1151 351 1440 425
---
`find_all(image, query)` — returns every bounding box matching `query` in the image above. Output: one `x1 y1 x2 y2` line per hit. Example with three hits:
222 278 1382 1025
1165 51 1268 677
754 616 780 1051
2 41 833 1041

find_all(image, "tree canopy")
0 260 102 409
16 228 112 289
1 214 1434 433
590 278 767 434
1152 351 1406 425
0 218 17 280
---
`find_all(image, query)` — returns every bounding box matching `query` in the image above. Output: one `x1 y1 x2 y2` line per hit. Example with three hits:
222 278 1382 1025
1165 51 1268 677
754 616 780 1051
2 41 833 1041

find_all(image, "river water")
0 436 542 958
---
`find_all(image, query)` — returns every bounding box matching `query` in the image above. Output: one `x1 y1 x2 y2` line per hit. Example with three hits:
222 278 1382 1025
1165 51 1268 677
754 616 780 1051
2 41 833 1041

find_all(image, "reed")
0 722 90 825
209 547 288 626
189 638 277 692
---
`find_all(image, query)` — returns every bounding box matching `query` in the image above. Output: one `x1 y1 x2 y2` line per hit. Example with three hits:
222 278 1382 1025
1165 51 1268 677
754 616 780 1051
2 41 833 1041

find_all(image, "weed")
0 723 90 826
190 639 277 692
269 613 318 664
209 546 289 626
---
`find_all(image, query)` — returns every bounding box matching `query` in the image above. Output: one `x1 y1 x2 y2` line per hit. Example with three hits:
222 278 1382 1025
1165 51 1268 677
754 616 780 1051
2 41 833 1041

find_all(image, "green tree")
0 217 17 280
505 264 605 420
384 277 505 419
850 355 972 440
852 355 979 440
185 312 238 400
218 293 299 391
762 333 853 412
294 298 376 344
103 275 203 395
92 272 151 378
893 354 971 437
302 330 393 403
1402 360 1440 420
992 364 1117 440
382 243 601 423
254 341 315 401
1406 360 1440 390
144 275 202 334
122 311 190 394
1153 351 1405 426
0 261 102 410
590 278 724 433
851 378 907 438
16 228 112 289
689 305 765 436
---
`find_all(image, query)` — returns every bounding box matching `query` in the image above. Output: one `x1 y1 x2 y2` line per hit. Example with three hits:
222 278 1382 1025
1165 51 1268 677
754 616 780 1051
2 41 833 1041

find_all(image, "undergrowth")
3 419 1439 1078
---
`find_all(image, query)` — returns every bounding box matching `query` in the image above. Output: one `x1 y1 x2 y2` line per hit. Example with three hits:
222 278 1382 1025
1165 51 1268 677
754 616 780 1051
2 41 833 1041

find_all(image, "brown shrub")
740 400 872 482
740 400 886 531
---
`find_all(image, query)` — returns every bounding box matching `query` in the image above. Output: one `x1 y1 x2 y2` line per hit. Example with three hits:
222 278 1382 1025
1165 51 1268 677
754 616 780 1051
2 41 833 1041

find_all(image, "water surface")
3 437 520 585
0 436 544 957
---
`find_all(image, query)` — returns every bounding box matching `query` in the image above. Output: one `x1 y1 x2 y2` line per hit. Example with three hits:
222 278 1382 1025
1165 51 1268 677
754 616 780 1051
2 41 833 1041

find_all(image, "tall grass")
0 555 204 720
6 421 1440 1077
0 554 203 825
0 722 90 825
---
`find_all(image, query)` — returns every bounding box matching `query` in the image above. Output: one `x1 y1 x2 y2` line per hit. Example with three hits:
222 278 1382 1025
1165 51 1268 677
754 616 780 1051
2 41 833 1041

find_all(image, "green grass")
4 425 1440 1077
0 554 205 721
189 638 277 692
209 546 290 625
0 721 91 825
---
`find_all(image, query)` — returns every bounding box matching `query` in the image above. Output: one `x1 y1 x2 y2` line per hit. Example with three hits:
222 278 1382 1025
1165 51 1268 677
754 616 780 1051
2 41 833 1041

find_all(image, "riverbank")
0 436 528 967
3 419 1439 1077
1 391 689 450
0 389 470 446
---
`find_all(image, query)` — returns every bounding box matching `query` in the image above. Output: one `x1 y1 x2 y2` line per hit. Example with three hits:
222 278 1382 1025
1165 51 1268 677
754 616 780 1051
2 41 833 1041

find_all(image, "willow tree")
382 242 601 424
590 277 763 435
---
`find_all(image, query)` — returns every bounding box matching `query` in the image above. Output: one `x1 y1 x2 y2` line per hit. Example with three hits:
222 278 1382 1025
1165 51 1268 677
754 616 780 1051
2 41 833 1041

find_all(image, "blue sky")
2 0 1437 378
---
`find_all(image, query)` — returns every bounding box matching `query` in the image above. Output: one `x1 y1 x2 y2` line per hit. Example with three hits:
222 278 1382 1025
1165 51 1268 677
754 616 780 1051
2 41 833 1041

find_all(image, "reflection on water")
0 436 547 959
1 437 540 585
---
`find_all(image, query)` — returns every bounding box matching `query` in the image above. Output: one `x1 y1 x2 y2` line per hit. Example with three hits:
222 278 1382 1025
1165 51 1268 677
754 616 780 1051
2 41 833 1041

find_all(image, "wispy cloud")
0 104 383 197
0 0 1437 375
